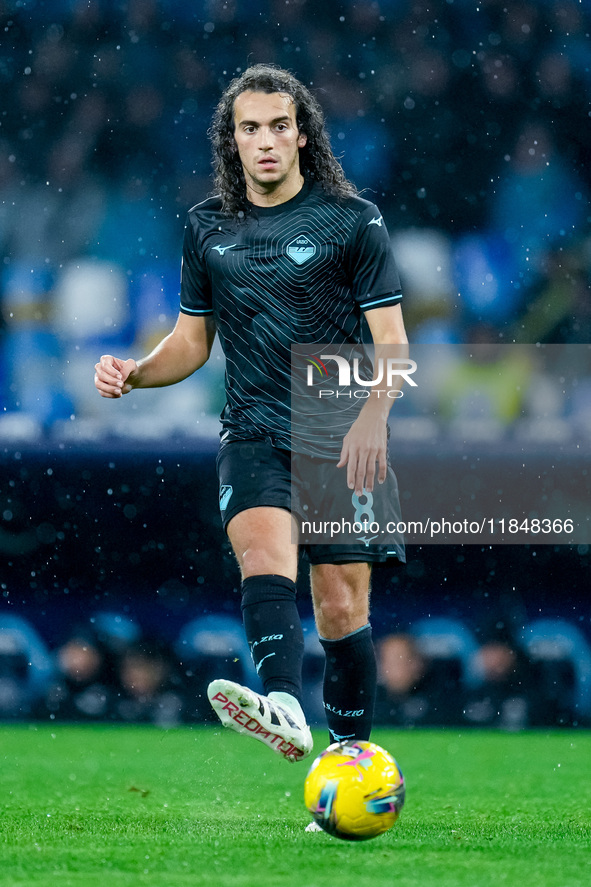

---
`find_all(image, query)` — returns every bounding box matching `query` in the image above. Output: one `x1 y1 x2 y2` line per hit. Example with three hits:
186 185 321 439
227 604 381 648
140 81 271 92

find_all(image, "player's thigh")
227 506 299 581
309 561 372 639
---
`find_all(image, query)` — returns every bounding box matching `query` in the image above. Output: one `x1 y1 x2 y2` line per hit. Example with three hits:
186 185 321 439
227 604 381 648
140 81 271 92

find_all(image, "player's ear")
297 132 307 148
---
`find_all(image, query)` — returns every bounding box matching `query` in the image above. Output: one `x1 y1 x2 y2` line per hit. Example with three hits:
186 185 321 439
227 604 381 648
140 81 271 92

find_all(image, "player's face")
233 90 307 206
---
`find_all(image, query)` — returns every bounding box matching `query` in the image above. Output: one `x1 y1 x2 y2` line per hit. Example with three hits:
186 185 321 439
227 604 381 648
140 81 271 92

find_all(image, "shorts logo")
287 235 316 265
219 484 233 511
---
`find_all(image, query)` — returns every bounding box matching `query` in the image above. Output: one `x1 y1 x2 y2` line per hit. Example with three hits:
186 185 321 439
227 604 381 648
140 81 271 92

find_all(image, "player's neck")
246 172 305 208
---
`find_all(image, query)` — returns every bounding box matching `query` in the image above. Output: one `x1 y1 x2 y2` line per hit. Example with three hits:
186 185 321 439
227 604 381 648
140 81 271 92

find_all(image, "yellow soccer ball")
304 740 405 840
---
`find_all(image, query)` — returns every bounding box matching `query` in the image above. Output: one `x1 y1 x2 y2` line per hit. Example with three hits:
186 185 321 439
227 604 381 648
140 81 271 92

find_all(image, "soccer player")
95 64 408 766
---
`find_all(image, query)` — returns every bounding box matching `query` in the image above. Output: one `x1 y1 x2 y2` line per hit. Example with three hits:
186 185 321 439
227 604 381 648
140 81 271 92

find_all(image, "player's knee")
239 546 293 579
314 594 368 639
312 565 370 632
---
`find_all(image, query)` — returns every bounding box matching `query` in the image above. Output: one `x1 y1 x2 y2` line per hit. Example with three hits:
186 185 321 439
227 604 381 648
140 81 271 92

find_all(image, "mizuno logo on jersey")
357 533 379 546
367 216 383 227
212 243 237 255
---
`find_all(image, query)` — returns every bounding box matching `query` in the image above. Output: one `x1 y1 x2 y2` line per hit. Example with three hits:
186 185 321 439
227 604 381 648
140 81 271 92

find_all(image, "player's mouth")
257 156 279 169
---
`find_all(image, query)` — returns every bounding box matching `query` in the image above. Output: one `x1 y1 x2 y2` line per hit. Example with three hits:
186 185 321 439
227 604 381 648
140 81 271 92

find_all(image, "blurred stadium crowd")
1 609 590 729
1 0 591 433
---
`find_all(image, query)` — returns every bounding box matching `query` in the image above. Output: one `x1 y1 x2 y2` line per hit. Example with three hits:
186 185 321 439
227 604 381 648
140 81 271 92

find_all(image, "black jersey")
179 179 402 447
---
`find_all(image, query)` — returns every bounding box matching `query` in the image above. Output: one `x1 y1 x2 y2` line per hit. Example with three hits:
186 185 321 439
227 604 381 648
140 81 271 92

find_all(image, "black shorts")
216 439 405 565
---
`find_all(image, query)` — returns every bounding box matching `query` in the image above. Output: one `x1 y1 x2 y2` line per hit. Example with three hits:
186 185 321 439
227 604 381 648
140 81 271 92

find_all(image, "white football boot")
207 678 313 763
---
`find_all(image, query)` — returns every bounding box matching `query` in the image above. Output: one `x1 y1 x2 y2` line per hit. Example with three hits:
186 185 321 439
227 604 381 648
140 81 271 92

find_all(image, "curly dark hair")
209 64 358 217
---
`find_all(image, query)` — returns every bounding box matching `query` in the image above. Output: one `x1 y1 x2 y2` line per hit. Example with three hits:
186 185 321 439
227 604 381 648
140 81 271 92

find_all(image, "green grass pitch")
1 724 590 887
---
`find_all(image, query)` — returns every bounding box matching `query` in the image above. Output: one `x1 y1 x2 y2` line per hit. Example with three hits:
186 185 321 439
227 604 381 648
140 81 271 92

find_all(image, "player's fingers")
96 355 122 378
94 373 122 397
94 356 124 397
337 439 349 470
346 450 359 491
349 447 367 496
362 452 377 495
94 364 122 385
377 448 388 485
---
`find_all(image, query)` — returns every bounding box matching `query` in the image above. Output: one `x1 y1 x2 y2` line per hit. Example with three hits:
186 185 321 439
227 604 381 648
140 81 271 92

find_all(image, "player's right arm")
94 312 216 399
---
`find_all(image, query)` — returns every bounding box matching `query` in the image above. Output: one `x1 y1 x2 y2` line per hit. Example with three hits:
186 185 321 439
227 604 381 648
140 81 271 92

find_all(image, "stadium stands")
1 0 591 429
0 614 54 718
521 618 591 725
1 608 589 727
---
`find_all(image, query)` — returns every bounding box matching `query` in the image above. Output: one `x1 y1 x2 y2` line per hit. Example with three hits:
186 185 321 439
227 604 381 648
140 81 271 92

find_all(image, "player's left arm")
337 304 409 496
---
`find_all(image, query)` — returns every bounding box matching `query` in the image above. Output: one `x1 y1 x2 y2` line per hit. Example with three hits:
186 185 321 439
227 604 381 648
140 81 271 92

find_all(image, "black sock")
241 574 304 704
320 624 377 743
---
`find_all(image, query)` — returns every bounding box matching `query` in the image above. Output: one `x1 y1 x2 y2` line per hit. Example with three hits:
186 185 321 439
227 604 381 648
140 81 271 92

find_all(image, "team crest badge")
287 235 316 265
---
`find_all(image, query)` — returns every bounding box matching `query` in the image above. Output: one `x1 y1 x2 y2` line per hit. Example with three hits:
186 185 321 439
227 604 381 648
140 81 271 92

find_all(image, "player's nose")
256 127 274 149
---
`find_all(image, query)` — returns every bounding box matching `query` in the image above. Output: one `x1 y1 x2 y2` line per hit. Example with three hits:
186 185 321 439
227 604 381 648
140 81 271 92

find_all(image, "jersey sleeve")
179 212 213 316
346 204 403 312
